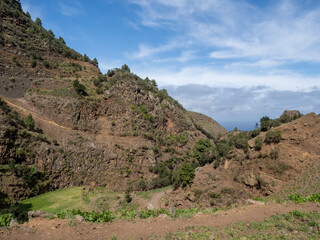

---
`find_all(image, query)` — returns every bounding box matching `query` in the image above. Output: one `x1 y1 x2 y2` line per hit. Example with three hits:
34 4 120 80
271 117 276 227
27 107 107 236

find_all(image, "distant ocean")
220 121 258 132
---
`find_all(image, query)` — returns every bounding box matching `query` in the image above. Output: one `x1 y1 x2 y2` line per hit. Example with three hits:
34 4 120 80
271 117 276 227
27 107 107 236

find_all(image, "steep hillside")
0 0 222 203
166 113 320 208
0 0 100 98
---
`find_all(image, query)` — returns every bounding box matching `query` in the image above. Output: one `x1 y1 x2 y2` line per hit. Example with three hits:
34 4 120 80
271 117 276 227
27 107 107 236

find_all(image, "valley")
0 0 319 239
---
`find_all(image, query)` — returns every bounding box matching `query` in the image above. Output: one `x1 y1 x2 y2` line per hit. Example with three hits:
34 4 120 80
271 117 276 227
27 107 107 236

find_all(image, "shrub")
230 132 249 151
0 98 11 113
286 194 307 204
30 56 36 68
193 138 213 166
91 58 98 67
265 130 282 143
0 214 13 226
125 192 132 203
58 36 66 45
270 147 280 159
73 80 86 96
24 114 35 130
58 209 114 223
260 116 280 132
107 69 115 77
83 54 90 62
249 128 261 138
208 191 220 199
178 163 195 187
254 136 263 150
121 64 130 72
43 61 50 68
35 17 42 26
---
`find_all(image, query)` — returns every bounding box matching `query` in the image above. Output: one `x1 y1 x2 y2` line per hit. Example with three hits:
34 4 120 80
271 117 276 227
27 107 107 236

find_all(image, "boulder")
243 173 258 187
28 210 57 220
9 219 19 227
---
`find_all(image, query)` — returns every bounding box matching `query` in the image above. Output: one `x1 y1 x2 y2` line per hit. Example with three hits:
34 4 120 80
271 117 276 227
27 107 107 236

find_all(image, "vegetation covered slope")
166 112 320 209
0 0 229 204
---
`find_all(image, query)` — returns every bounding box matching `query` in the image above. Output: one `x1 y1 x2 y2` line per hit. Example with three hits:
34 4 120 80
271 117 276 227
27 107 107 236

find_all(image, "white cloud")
130 0 320 64
58 0 84 16
135 65 320 92
127 41 180 59
164 84 320 130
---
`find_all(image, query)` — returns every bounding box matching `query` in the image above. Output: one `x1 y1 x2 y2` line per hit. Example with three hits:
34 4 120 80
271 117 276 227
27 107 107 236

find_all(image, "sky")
21 0 320 131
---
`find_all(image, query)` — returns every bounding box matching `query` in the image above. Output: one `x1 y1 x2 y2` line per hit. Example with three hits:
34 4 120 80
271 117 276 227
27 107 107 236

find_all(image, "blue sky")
21 0 320 131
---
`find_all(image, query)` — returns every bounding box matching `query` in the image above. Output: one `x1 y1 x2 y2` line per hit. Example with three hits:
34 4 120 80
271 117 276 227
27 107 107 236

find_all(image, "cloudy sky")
21 0 320 130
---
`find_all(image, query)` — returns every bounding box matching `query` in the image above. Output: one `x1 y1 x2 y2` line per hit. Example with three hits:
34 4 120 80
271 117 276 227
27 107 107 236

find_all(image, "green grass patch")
286 193 320 204
20 187 89 214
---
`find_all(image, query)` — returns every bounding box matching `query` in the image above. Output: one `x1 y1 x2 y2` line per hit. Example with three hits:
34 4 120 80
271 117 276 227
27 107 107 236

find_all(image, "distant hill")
188 111 228 137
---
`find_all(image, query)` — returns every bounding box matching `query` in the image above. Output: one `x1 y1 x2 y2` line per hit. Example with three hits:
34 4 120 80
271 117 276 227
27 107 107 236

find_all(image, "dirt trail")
2 202 319 240
148 189 172 209
3 98 74 131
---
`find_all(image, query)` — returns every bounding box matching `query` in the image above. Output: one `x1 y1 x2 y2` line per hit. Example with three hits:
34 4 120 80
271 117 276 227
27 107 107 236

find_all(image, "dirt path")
147 189 172 210
2 202 319 240
3 98 74 131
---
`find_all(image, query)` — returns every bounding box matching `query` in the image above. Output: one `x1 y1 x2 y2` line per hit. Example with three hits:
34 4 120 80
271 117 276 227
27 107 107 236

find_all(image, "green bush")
58 209 114 223
73 80 86 96
208 191 220 199
254 136 263 150
270 147 280 159
24 114 35 130
307 193 320 203
286 193 320 204
193 138 213 166
286 194 307 204
230 132 249 151
260 116 280 132
91 58 98 67
30 56 36 68
35 17 42 26
125 188 132 203
265 130 282 143
0 213 13 226
177 163 195 187
121 64 130 72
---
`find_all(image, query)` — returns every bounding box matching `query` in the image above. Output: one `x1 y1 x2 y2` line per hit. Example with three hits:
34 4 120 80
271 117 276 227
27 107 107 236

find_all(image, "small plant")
57 209 114 223
125 189 132 203
111 120 116 126
208 191 220 199
286 194 307 204
73 80 86 96
270 147 280 159
254 136 263 150
0 213 14 227
24 114 35 130
35 17 42 26
265 130 282 143
178 163 195 187
30 56 36 68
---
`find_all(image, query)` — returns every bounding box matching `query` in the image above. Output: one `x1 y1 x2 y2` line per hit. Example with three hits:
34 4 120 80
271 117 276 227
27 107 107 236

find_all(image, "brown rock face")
282 110 301 118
